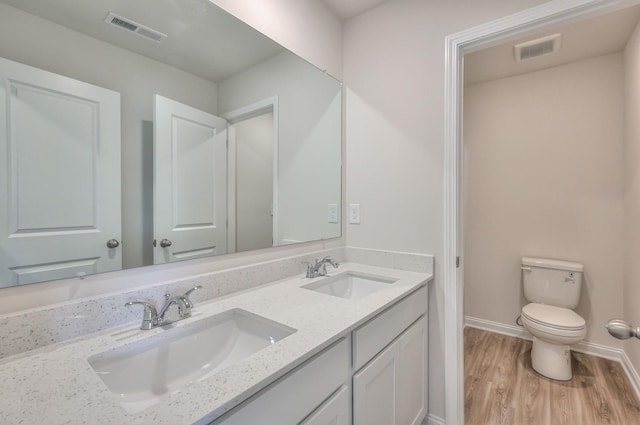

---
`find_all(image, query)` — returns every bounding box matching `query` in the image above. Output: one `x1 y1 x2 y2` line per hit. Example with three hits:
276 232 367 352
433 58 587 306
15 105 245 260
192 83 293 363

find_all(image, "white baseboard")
465 315 530 341
425 413 446 425
621 349 640 402
465 315 640 400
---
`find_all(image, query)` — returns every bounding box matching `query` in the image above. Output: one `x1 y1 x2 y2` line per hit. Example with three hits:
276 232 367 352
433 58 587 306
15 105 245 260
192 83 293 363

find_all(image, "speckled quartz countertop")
0 262 431 425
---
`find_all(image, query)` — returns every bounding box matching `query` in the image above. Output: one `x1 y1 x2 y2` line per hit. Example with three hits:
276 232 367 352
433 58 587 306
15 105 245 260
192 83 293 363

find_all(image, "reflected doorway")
225 96 279 254
234 112 274 252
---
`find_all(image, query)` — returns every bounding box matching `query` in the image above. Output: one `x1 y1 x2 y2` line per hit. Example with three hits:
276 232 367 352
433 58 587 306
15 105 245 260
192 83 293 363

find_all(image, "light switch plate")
328 204 339 223
349 204 360 224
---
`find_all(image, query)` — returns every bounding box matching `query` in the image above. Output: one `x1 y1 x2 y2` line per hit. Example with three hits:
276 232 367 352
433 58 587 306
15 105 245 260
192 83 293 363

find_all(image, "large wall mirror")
0 0 342 288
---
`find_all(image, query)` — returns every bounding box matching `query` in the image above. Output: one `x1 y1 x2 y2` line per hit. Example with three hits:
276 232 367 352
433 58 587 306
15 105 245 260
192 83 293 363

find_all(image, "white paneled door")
153 95 228 264
0 57 122 286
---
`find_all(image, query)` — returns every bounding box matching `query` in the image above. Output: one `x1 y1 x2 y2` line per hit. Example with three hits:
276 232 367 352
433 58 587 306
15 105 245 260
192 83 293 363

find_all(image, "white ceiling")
1 0 285 83
322 0 389 20
464 5 640 86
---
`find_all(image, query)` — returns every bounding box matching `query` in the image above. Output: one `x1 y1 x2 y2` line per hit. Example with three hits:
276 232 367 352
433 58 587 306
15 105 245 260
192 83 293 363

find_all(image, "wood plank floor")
464 327 640 425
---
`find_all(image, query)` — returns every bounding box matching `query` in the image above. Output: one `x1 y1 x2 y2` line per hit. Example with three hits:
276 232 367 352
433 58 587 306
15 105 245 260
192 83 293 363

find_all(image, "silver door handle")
106 239 120 248
521 266 531 271
160 239 172 248
606 319 640 340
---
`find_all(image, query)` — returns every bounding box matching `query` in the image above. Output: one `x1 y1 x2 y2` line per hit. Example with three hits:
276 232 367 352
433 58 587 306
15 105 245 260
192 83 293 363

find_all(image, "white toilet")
520 256 586 380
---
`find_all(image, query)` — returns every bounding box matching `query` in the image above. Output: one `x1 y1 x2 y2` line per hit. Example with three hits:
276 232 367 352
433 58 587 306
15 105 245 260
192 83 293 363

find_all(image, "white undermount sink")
87 309 296 414
302 271 398 300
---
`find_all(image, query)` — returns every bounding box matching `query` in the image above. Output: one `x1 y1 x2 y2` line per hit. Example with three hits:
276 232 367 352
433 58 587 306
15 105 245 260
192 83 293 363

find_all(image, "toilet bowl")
521 257 586 380
521 303 586 380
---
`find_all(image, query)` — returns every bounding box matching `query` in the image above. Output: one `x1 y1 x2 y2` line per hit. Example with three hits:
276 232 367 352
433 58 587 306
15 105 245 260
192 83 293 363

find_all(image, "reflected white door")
153 95 227 264
0 57 122 286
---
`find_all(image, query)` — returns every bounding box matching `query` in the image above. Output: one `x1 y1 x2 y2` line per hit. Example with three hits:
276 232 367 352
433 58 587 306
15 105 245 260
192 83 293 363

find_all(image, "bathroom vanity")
212 282 427 425
0 255 432 425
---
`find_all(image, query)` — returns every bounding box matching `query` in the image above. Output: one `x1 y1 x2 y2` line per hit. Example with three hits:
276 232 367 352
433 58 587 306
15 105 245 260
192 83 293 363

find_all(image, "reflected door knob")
160 239 172 248
106 239 120 248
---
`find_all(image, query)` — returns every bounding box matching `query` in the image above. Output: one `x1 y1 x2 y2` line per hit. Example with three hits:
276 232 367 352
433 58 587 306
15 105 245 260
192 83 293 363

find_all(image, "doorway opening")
224 97 279 254
444 0 640 422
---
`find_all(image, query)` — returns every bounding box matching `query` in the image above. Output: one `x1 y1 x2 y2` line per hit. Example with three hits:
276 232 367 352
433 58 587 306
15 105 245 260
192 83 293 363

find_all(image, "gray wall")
342 0 549 419
218 51 341 246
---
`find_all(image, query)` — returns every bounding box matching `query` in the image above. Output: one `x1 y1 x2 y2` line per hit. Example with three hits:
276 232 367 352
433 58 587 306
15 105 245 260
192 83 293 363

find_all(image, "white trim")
465 316 530 341
464 316 620 360
222 96 279 122
621 349 640 401
444 1 640 423
279 238 302 245
464 315 640 401
227 125 237 254
222 96 279 250
425 413 446 425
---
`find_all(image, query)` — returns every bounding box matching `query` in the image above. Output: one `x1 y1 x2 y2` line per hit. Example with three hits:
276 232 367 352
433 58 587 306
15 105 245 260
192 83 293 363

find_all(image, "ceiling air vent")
514 33 561 61
104 12 167 43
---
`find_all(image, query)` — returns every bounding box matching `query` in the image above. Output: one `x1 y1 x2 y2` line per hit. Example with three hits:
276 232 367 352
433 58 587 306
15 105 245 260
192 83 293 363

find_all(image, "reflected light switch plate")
349 204 360 224
328 204 339 223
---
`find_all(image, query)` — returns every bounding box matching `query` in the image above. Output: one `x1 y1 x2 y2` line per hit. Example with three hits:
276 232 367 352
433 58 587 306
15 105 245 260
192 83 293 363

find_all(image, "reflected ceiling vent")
514 33 561 61
104 12 167 43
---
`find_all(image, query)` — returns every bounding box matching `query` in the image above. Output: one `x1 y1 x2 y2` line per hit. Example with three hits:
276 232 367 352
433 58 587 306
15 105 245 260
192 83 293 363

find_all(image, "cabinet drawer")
352 286 426 371
210 338 348 424
300 385 350 425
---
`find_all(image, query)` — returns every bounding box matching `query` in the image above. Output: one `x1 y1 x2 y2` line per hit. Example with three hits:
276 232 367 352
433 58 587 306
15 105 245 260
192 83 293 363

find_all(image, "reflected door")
153 95 228 264
0 57 122 286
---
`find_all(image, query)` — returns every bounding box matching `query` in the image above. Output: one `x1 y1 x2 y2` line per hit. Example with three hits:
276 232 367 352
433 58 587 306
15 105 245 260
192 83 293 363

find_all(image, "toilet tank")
521 257 584 309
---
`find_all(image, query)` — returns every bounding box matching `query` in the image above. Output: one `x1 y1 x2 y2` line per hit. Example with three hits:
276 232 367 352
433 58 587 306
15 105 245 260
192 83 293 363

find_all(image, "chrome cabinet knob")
106 239 120 248
160 238 172 248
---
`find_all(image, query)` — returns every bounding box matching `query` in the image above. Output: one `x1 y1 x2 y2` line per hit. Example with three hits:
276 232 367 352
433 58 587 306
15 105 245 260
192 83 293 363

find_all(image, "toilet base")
530 336 573 380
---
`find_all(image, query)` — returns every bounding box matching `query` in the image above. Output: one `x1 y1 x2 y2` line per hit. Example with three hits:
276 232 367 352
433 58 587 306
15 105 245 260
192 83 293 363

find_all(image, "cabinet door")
353 342 397 425
353 317 426 425
300 385 350 425
397 318 426 425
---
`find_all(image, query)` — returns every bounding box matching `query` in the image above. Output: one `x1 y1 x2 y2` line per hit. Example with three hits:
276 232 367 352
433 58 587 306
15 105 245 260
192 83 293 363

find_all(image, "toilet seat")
522 303 585 331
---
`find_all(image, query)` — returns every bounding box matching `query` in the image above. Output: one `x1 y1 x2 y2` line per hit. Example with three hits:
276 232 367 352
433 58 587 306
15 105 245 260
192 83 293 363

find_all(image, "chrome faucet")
305 256 339 278
125 285 202 330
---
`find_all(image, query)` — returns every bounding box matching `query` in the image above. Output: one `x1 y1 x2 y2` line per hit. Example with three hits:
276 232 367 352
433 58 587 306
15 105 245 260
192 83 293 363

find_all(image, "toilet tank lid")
522 257 584 272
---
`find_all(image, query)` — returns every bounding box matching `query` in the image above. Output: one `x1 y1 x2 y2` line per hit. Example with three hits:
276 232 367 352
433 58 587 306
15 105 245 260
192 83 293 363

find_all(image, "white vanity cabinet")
209 338 349 425
352 286 427 425
208 285 428 425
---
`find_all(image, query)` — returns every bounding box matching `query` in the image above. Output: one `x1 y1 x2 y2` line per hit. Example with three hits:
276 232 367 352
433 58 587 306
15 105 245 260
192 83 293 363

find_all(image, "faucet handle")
125 301 158 330
320 256 339 268
183 285 202 297
182 285 203 308
303 261 315 278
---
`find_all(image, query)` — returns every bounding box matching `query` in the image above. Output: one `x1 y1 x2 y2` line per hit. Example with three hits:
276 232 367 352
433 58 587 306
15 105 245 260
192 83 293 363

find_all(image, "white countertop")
0 262 431 425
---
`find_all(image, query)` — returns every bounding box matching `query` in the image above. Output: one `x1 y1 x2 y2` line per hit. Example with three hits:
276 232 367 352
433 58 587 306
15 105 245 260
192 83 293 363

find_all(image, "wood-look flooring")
464 327 640 425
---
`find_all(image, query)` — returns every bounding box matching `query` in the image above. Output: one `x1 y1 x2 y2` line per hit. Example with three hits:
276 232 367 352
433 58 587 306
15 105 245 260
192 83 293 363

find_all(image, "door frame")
443 0 640 422
223 96 279 253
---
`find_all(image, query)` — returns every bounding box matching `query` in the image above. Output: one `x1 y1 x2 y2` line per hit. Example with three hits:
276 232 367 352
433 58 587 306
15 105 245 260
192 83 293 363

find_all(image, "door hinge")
456 256 460 268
